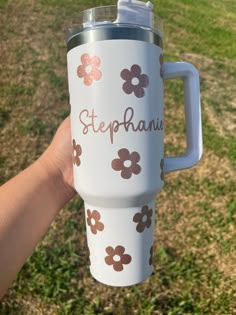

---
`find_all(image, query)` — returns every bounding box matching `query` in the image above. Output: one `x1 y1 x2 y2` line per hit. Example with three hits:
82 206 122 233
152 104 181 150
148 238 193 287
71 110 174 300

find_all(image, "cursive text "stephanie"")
79 107 163 144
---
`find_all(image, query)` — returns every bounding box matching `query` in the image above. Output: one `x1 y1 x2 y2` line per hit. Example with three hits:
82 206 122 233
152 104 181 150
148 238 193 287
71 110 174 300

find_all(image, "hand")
39 116 76 199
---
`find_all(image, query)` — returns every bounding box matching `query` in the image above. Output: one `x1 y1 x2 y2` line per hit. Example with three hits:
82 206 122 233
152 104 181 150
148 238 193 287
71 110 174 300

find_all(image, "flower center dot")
131 77 139 85
124 160 132 168
91 218 96 226
113 255 121 262
85 65 92 74
142 214 148 223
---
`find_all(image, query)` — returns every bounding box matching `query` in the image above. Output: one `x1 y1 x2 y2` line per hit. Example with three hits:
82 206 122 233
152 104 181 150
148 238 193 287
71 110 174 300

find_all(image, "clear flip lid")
67 1 163 42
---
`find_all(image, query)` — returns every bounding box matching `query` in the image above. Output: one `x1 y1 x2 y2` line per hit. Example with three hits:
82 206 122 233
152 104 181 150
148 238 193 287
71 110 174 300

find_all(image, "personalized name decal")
79 107 163 144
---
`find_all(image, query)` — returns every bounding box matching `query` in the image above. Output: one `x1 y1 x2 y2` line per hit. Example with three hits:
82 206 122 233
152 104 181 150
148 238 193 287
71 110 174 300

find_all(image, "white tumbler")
66 0 202 287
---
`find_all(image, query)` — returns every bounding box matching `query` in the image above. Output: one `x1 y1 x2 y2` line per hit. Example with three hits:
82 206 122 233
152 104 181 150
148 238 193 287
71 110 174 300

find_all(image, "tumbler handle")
163 62 203 173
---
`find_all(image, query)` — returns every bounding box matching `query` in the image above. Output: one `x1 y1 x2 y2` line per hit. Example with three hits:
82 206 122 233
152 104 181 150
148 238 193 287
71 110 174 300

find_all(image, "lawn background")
0 0 236 314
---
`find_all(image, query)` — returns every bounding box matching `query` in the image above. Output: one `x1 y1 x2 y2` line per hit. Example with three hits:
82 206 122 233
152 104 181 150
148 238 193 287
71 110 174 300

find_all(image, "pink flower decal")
86 209 104 235
121 64 149 98
72 139 82 166
77 53 102 86
105 245 132 272
159 54 164 79
160 158 164 181
111 148 142 179
133 205 153 233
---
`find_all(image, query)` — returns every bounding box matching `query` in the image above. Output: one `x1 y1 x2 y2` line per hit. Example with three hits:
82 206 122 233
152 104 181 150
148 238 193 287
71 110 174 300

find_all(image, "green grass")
0 0 236 314
0 0 7 8
158 0 236 59
0 108 10 128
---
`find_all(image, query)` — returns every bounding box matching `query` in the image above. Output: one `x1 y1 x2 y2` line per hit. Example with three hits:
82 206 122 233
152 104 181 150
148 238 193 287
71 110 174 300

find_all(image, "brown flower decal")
111 148 142 179
77 53 102 86
149 246 153 266
72 139 82 166
121 64 149 98
133 205 153 233
86 209 104 234
105 246 132 272
159 54 164 79
160 158 164 181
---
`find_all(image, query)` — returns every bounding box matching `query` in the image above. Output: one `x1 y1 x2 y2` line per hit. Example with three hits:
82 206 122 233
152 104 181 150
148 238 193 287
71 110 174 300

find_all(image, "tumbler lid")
66 1 163 43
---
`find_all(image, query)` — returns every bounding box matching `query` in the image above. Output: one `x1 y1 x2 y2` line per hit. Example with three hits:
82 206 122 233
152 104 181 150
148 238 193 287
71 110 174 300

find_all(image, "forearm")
0 154 75 299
